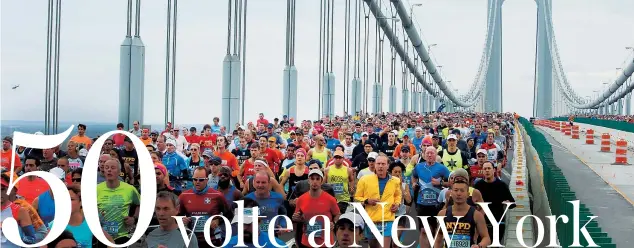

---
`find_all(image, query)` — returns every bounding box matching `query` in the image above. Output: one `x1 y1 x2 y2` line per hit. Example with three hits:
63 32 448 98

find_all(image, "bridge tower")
534 0 553 118
484 0 503 113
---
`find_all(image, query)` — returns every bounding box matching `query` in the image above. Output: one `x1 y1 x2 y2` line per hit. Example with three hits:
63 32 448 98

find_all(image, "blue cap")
267 123 274 129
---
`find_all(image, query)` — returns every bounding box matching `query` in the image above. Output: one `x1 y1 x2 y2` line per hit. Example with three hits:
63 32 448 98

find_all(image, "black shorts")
416 205 441 232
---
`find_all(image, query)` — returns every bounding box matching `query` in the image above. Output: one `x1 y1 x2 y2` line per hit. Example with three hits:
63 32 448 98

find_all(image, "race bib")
333 183 344 195
259 219 270 233
417 188 439 206
103 221 119 236
306 221 323 238
194 216 210 232
449 234 471 248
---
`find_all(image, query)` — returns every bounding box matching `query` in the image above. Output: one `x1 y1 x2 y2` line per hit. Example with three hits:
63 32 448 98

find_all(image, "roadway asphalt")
538 129 634 247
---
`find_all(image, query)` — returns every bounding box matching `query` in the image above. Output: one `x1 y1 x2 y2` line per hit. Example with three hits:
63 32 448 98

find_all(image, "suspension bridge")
5 0 634 247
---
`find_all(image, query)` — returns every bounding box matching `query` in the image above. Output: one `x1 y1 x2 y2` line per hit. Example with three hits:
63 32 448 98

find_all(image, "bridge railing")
519 117 616 247
551 117 634 133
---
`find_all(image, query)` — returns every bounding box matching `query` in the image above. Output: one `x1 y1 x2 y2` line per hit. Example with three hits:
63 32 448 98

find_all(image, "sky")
1 0 633 125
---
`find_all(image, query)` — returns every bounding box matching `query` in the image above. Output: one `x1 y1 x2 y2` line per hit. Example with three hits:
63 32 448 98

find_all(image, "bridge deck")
537 127 634 247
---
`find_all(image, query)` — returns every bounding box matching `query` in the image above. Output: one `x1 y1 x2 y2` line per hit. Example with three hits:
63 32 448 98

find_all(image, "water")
1 120 208 140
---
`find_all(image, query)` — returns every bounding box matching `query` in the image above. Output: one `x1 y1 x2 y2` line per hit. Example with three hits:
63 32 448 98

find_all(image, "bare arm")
433 209 447 248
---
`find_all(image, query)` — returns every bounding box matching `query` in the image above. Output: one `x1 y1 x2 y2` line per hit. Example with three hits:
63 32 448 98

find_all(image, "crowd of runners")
1 111 518 248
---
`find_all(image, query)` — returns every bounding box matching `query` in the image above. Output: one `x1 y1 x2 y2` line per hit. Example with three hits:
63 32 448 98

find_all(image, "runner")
438 134 470 172
354 153 402 248
179 166 233 247
244 171 287 236
214 166 244 205
324 150 355 212
473 161 516 242
433 179 491 248
411 146 450 248
143 191 198 248
333 212 365 248
95 158 140 244
293 169 341 248
1 174 45 245
388 160 412 247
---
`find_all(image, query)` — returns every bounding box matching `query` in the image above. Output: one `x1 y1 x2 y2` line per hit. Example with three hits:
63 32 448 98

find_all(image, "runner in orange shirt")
1 136 22 177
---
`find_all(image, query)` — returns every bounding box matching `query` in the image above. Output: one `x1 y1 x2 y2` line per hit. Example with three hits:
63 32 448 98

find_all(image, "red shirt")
17 178 50 204
295 191 340 247
257 118 269 126
199 134 217 151
112 133 126 147
1 149 22 173
261 148 281 174
186 135 200 145
178 188 231 241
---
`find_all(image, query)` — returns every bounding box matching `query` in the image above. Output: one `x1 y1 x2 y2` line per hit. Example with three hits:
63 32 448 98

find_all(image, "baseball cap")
477 149 487 155
337 212 365 230
333 150 345 158
267 123 274 129
451 129 461 135
268 136 277 142
208 155 222 165
49 167 66 180
367 152 378 160
422 136 433 145
219 166 233 176
79 148 89 157
401 146 411 153
447 134 457 140
166 139 176 146
202 150 214 158
361 132 369 137
308 169 324 178
415 127 423 131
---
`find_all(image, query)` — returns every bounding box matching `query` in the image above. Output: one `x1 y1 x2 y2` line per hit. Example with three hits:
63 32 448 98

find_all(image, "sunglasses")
72 178 81 182
192 178 208 182
367 159 376 162
219 173 230 178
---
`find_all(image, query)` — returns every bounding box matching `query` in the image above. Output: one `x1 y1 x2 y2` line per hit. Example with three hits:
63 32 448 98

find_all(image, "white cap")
447 134 457 140
477 149 487 155
166 139 176 146
79 148 88 157
367 152 379 160
392 130 399 135
337 212 365 230
49 167 65 180
308 169 324 178
415 127 423 131
361 132 369 136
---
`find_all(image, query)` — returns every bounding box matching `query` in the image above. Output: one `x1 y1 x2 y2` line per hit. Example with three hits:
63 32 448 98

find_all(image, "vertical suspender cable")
44 0 53 134
291 0 296 65
363 7 369 113
135 0 141 36
233 0 238 55
241 0 248 124
226 0 232 55
318 0 324 118
53 0 61 133
165 0 172 125
344 0 350 114
170 0 178 124
532 8 539 117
